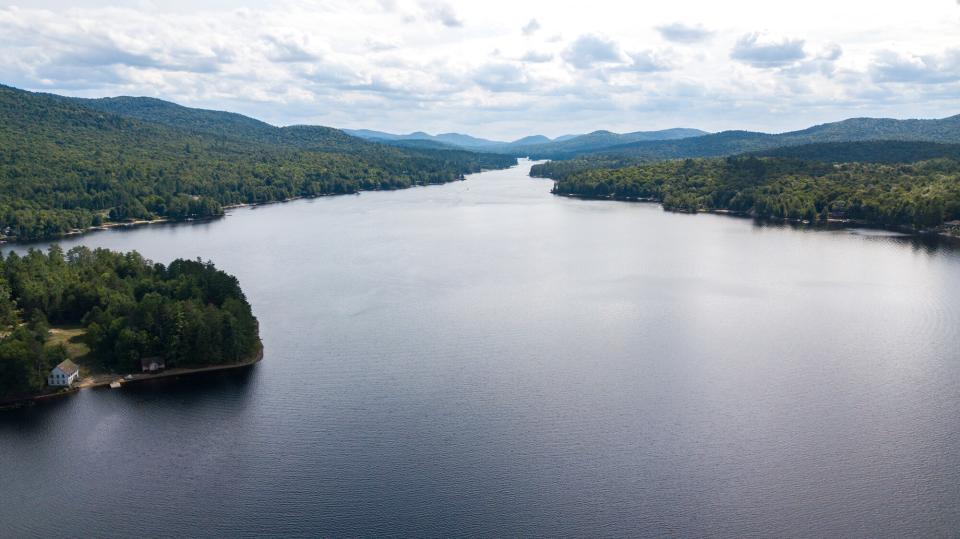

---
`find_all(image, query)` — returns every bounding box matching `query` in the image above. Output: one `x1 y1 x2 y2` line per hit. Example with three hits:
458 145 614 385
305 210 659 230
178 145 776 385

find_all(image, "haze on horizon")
1 0 959 140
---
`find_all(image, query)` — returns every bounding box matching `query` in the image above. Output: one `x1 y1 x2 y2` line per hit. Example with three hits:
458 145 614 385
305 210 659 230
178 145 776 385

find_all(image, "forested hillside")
547 156 960 229
748 140 960 163
0 85 516 241
531 140 960 181
0 246 260 401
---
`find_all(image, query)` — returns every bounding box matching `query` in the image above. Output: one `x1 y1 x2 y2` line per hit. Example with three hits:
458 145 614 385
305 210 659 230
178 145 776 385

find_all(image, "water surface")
2 160 959 537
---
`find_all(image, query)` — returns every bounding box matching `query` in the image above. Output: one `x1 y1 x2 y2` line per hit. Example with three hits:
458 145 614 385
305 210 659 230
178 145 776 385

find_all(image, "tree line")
0 246 260 400
545 156 960 229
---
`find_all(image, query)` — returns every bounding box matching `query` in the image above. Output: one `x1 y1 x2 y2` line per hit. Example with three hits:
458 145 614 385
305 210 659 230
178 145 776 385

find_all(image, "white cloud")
623 50 672 72
521 50 553 63
778 43 843 78
472 62 530 91
0 0 958 138
656 22 712 44
562 35 623 69
870 49 960 84
263 35 319 63
730 33 806 68
419 1 463 28
522 18 541 36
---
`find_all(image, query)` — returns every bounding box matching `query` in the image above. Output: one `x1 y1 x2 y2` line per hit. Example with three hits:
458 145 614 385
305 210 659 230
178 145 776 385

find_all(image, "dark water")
2 160 960 537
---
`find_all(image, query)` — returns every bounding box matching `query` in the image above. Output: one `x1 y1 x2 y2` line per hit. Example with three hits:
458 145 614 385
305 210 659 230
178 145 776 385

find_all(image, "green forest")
0 85 516 241
541 156 960 229
0 246 260 401
530 140 960 182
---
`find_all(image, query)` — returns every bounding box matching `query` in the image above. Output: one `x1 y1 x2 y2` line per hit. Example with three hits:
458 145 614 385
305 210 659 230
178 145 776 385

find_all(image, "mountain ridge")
574 115 960 161
345 127 710 155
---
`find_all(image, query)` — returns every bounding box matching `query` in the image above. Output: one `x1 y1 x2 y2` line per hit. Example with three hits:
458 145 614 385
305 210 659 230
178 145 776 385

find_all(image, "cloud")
623 50 672 72
420 1 462 28
1 1 958 139
472 62 529 91
819 43 842 62
522 18 541 36
263 36 319 63
364 38 398 53
563 35 623 69
57 44 162 70
870 49 960 84
656 22 713 44
521 50 553 63
778 43 843 78
42 36 228 76
730 33 806 68
812 43 842 77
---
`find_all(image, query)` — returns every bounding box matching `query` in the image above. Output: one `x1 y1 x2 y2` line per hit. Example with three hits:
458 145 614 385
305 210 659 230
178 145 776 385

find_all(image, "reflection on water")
2 160 960 537
747 217 960 256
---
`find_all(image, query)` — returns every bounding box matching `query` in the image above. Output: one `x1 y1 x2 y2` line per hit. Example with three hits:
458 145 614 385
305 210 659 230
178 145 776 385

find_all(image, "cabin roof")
54 359 79 376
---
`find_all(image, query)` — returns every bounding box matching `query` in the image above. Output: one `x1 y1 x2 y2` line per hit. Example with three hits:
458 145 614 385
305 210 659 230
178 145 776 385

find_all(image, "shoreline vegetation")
0 343 263 410
0 247 263 406
8 172 485 245
550 191 960 241
533 154 960 240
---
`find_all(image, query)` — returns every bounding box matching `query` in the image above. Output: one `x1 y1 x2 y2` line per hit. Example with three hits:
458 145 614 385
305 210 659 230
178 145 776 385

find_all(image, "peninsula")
0 245 262 405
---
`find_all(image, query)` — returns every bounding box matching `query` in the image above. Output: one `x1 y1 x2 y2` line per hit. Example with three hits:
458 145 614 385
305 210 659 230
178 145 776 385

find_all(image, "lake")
2 159 960 537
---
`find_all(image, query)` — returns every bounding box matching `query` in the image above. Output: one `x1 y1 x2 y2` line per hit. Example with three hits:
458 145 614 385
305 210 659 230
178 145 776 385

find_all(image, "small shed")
141 356 166 373
48 359 80 387
945 220 960 230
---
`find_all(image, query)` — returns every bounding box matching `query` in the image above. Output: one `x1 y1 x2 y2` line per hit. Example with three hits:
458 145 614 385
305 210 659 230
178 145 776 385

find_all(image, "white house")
48 359 80 387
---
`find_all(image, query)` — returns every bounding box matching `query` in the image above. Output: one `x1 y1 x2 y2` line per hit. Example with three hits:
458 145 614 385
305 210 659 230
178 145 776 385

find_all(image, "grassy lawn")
46 326 96 376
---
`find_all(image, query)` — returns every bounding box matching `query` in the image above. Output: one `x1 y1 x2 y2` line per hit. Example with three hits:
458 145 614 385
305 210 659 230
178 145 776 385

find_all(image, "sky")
1 0 959 140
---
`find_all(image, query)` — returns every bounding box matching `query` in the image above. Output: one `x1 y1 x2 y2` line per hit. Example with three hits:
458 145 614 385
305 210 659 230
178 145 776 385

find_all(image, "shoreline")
551 191 960 242
1 172 491 246
0 344 263 410
1 216 209 246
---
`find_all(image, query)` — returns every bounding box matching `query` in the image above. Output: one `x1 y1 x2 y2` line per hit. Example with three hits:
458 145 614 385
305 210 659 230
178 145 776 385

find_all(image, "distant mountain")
583 115 960 161
345 129 509 150
343 128 403 141
432 133 506 150
515 128 708 158
510 135 552 146
346 128 709 156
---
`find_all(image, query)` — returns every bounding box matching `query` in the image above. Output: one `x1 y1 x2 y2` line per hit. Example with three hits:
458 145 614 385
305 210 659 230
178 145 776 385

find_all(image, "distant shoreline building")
48 360 80 387
141 357 166 373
